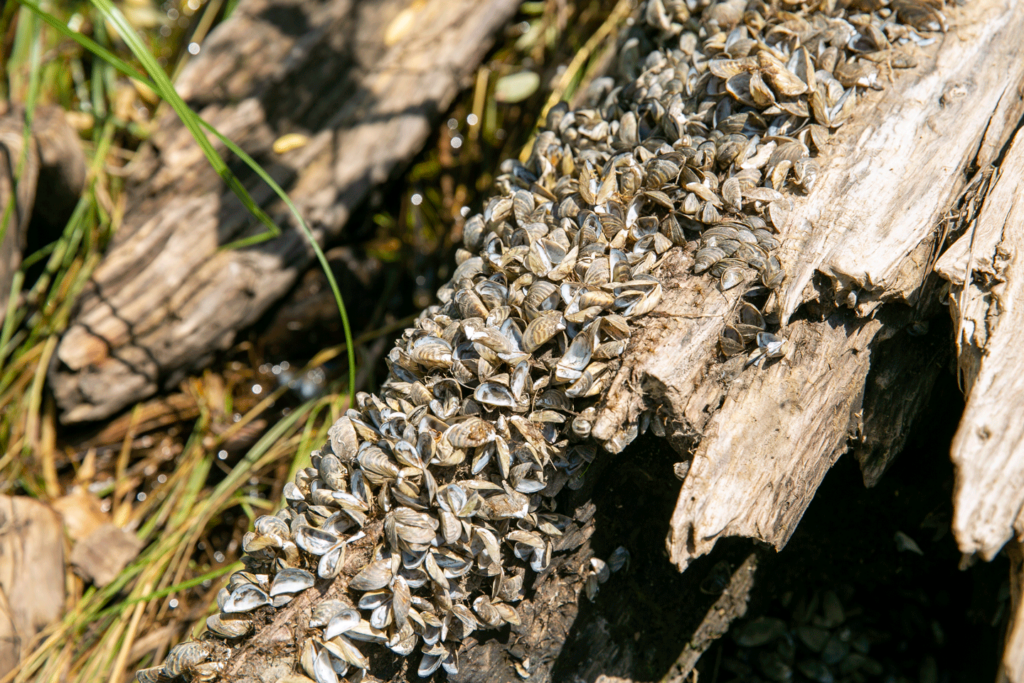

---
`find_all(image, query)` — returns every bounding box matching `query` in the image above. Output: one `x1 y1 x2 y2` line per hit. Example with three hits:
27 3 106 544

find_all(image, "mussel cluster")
137 0 946 680
722 587 942 682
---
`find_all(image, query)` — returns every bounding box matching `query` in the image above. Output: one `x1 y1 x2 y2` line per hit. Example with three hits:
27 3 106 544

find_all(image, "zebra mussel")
722 586 944 682
141 0 944 679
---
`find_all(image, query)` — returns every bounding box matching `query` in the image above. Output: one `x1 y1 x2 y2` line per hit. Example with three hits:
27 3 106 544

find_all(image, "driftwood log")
167 1 1024 681
49 0 520 423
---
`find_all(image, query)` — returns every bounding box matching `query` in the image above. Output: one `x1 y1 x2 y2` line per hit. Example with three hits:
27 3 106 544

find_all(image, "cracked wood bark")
588 0 1024 571
934 123 1024 683
934 127 1024 567
48 0 519 423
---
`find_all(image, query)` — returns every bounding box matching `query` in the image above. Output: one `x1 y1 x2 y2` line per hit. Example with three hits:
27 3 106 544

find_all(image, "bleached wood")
591 0 1024 571
778 0 1024 321
0 496 65 678
48 0 520 423
934 128 1024 562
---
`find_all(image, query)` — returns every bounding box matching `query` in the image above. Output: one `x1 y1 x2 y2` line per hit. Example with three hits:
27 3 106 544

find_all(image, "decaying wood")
49 0 520 423
852 315 949 487
0 496 65 678
112 0 1024 679
589 0 1024 571
214 508 605 683
661 553 758 682
934 127 1024 564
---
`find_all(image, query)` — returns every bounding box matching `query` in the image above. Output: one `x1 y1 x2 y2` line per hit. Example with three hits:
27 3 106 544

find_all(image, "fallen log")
126 0 1024 681
49 0 520 423
588 0 1024 571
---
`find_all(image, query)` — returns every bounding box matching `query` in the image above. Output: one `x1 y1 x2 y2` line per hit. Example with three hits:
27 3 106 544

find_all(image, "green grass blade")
0 271 24 364
19 1 146 82
0 7 42 257
85 0 281 240
92 563 238 622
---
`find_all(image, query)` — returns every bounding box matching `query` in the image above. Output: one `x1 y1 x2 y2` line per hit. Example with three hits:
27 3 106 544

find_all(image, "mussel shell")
223 584 270 613
446 417 497 448
474 382 517 409
349 558 393 592
328 416 360 462
522 311 566 352
135 667 172 683
310 599 352 628
313 646 339 683
324 608 361 640
318 542 347 580
163 642 212 678
270 568 315 596
254 514 290 538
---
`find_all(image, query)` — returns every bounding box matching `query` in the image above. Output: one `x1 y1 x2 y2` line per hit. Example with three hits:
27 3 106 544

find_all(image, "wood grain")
936 127 1024 563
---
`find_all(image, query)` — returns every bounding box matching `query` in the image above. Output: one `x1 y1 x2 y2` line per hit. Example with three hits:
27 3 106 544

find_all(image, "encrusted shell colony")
138 0 946 680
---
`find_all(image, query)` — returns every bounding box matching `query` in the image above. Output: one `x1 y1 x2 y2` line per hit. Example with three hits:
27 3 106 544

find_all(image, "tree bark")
49 0 520 423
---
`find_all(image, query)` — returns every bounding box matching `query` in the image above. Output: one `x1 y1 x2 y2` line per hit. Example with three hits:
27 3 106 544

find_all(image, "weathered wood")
778 0 1024 321
126 0 1024 679
49 0 520 423
589 0 1024 571
210 511 603 683
0 496 65 678
852 316 949 487
935 127 1024 564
